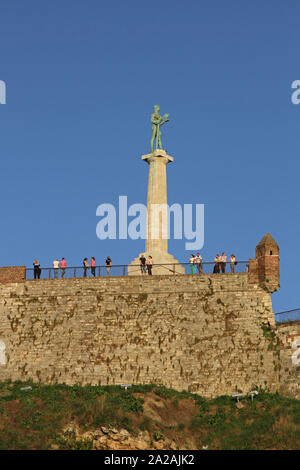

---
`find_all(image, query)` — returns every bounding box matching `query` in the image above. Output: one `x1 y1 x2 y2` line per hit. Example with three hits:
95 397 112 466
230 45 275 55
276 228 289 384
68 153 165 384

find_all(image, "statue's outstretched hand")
160 114 169 125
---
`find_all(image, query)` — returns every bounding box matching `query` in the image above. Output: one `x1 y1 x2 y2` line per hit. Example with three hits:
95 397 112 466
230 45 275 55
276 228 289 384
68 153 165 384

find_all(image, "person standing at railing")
53 259 59 279
213 255 220 273
189 254 196 274
195 253 203 274
83 258 89 277
140 254 147 274
60 257 66 278
229 254 237 273
33 260 41 279
105 256 112 275
220 252 227 273
91 257 96 277
146 255 153 275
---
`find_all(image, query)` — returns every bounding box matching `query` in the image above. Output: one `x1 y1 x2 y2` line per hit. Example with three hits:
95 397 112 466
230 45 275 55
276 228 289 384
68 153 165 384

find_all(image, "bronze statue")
150 105 169 152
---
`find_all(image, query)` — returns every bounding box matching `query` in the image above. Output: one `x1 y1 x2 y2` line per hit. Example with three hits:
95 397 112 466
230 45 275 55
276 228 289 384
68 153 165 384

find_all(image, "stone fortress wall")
0 234 299 399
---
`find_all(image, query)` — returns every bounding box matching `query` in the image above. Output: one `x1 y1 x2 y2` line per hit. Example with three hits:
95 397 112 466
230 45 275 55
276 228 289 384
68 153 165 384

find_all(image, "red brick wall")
258 256 280 292
248 258 258 285
249 251 280 292
0 266 26 284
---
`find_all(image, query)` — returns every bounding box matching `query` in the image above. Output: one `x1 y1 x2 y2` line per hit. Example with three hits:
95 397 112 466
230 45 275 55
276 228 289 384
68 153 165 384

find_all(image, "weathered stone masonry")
0 274 297 398
0 234 298 399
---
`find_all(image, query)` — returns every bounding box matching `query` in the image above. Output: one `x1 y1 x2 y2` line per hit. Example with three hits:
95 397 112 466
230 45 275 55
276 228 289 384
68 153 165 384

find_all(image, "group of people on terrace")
213 253 237 274
139 254 153 275
81 257 113 277
32 252 239 279
33 256 113 279
189 253 237 274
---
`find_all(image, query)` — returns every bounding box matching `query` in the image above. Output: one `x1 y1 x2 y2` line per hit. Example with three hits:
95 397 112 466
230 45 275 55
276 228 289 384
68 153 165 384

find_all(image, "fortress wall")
1 273 295 398
276 322 300 399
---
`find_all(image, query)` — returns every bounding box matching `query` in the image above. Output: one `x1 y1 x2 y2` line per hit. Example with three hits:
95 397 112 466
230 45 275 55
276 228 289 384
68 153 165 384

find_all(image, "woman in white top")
229 254 237 273
213 255 220 273
189 254 196 274
195 253 203 274
220 252 227 273
53 259 59 279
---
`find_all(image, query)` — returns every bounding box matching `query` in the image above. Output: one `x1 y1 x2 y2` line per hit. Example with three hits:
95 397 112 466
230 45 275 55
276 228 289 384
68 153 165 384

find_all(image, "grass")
0 381 299 450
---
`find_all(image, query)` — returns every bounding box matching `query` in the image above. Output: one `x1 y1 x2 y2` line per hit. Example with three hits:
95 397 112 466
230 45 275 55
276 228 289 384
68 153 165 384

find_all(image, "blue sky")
0 0 299 314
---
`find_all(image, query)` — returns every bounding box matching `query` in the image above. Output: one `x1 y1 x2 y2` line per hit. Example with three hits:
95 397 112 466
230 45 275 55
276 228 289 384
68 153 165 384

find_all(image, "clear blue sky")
0 0 299 314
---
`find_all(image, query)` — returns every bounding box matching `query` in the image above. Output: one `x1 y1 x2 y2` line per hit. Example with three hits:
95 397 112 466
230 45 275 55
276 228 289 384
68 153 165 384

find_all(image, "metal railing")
25 261 249 280
274 309 300 324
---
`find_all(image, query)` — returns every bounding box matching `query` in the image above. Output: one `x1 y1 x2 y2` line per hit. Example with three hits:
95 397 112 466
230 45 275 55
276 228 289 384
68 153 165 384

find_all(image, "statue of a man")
150 105 169 152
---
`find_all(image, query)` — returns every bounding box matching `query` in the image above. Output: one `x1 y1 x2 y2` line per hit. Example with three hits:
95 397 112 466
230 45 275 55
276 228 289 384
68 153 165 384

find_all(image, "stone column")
142 149 173 254
128 149 185 275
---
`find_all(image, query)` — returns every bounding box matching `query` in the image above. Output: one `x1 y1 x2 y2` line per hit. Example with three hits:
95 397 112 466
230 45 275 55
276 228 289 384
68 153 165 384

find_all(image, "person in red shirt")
91 257 96 277
60 257 67 278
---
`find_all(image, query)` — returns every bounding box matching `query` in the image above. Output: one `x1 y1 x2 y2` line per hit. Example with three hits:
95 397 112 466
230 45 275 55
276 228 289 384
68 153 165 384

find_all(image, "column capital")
141 149 174 164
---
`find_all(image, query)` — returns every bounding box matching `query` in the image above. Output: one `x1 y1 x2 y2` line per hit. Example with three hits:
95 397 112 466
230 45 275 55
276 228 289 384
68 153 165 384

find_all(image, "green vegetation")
153 431 165 441
53 431 94 450
0 381 299 450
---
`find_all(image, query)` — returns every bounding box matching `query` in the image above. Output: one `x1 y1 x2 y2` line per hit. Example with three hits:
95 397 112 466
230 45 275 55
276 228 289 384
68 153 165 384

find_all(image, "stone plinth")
128 251 185 276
